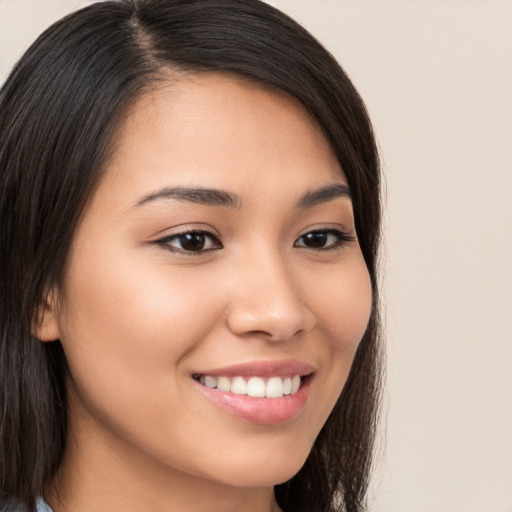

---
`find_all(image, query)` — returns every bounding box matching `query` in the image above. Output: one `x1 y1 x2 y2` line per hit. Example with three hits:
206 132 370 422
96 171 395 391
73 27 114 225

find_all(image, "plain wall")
1 1 511 511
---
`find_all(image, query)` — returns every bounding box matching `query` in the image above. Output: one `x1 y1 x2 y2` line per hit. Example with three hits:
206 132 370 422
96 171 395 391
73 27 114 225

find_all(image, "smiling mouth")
192 374 311 399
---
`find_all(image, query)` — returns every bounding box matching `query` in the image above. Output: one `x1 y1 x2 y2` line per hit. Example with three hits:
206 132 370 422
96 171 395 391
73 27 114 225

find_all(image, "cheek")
312 256 373 355
304 253 373 418
56 242 223 401
56 249 233 473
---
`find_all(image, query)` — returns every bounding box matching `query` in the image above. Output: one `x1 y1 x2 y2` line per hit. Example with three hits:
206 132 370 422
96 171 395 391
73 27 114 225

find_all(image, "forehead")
101 73 345 202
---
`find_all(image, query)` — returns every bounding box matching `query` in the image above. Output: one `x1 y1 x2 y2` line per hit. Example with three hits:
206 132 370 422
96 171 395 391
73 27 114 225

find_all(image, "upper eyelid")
295 229 355 244
153 223 357 244
296 226 355 239
154 225 220 240
155 226 353 240
158 230 221 243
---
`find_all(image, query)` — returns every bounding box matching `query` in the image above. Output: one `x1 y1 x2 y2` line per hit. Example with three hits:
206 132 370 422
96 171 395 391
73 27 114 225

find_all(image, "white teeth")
265 377 284 398
204 375 217 388
198 374 304 398
291 375 301 394
247 377 266 397
231 376 247 395
283 377 292 395
217 376 231 392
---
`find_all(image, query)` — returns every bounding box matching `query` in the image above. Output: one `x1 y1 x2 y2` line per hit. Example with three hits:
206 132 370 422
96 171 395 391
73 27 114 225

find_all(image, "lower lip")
196 376 312 425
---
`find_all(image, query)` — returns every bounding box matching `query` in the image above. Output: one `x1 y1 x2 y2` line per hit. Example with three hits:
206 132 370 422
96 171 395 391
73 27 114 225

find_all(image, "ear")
32 289 61 342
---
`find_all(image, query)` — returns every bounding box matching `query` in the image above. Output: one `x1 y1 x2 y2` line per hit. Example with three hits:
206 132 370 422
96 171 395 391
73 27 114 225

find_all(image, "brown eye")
299 231 329 248
294 229 354 250
159 231 222 253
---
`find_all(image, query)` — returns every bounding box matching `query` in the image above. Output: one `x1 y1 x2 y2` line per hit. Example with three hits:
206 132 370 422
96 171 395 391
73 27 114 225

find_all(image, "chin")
206 446 311 488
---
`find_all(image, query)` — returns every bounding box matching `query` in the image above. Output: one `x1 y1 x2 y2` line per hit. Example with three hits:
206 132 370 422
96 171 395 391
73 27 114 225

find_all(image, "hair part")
0 2 383 511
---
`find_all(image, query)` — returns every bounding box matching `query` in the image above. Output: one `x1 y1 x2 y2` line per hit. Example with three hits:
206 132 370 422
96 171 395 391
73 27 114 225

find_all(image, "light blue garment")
35 498 53 512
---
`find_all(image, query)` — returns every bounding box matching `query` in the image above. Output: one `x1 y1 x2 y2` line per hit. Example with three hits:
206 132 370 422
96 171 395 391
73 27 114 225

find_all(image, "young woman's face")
48 75 372 491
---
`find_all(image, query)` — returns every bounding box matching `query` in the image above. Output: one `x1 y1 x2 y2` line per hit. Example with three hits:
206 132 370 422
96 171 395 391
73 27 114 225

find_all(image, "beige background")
1 1 511 511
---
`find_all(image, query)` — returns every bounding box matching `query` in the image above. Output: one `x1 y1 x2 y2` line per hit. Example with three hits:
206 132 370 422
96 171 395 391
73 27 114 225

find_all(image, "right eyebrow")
131 186 242 210
296 183 352 209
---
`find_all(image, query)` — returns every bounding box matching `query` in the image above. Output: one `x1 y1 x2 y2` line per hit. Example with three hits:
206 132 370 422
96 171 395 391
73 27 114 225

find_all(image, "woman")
0 1 383 511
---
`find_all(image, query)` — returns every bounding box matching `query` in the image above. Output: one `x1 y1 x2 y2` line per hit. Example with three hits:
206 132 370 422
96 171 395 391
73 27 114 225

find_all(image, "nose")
225 252 316 342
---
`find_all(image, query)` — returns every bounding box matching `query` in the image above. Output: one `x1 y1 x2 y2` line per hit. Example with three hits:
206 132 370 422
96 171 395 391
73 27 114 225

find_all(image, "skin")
37 74 373 512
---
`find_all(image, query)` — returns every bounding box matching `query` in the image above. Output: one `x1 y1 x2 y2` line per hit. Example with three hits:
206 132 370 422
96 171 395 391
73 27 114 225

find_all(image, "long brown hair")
0 1 383 511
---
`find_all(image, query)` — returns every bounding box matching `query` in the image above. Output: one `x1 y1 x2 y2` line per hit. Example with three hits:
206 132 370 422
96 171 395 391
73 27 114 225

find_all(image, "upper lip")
194 359 315 378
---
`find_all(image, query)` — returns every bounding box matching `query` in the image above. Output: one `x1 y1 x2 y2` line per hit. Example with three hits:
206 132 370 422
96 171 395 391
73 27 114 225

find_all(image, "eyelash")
155 228 355 255
293 229 355 251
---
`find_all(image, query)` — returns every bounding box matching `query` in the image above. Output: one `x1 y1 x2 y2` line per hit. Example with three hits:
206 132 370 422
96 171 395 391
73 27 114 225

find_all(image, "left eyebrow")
296 183 351 209
132 186 242 209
